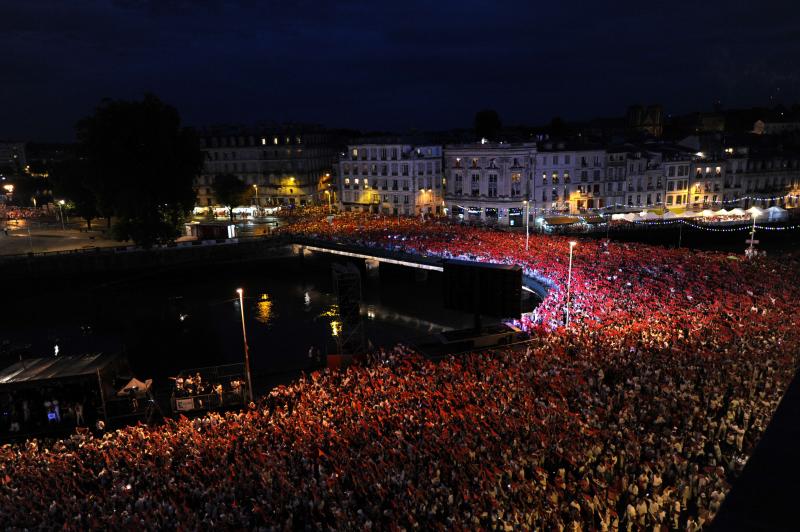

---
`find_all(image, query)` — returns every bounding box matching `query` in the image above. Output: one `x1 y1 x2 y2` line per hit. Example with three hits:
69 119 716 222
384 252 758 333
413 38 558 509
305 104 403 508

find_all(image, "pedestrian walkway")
0 225 116 256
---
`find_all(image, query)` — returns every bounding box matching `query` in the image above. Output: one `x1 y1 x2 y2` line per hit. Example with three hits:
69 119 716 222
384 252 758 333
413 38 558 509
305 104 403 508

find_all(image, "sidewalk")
0 224 118 256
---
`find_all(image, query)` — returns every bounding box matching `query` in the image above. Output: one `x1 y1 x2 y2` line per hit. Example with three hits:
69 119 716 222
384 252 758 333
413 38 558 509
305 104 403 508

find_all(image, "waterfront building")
338 142 444 216
444 142 536 226
193 124 343 208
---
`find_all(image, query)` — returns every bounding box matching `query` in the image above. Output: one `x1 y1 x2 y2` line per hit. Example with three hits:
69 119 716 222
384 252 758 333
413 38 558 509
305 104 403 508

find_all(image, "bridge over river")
0 234 552 300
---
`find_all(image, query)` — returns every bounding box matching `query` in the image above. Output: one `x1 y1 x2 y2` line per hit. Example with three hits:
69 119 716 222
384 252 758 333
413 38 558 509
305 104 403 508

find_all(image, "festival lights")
629 219 800 232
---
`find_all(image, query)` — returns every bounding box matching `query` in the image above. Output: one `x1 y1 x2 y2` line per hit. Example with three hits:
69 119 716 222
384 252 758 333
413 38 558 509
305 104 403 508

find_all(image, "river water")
0 252 537 392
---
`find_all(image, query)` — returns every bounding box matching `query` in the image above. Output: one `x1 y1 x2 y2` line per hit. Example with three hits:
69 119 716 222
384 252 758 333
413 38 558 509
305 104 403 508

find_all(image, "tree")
76 94 202 248
211 174 249 222
474 109 502 141
49 158 99 229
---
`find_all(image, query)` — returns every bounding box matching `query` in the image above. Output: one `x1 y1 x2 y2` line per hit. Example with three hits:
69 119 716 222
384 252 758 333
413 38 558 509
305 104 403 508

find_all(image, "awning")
544 216 581 226
0 353 122 388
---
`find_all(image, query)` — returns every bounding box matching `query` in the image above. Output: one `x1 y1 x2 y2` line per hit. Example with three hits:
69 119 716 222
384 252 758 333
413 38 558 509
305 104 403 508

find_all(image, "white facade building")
533 144 607 214
443 143 536 226
194 125 340 208
338 143 444 216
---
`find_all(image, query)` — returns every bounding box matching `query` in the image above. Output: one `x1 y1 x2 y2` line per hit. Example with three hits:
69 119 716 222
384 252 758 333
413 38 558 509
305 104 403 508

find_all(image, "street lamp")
57 200 66 231
523 200 530 251
565 241 577 328
252 185 260 217
236 288 254 402
324 189 332 213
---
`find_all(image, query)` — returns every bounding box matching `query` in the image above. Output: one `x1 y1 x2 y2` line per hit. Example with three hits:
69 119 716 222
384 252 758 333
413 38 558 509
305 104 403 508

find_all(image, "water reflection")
319 304 341 338
255 293 273 324
360 304 449 334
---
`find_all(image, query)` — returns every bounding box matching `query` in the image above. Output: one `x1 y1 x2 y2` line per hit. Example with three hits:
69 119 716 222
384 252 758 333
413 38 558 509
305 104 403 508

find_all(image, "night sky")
3 0 800 141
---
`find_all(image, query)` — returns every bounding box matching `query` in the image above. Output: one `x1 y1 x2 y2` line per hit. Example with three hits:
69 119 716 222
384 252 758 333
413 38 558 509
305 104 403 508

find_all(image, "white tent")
767 206 789 222
662 210 678 219
682 210 702 218
611 213 628 221
116 378 153 398
746 206 767 221
639 212 660 221
701 209 715 217
729 208 746 216
622 213 638 222
716 208 731 216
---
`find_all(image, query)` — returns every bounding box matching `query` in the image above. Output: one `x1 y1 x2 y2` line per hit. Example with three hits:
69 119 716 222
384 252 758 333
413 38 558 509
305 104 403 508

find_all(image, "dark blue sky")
2 0 799 141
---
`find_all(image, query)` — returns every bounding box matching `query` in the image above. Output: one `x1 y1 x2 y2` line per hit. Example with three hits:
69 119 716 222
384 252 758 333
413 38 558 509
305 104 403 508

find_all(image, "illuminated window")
511 173 521 197
261 138 266 145
273 137 278 145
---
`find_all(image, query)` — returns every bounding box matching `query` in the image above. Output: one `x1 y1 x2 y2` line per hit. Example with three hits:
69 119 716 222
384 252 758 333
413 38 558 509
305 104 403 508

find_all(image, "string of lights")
629 219 800 231
597 193 800 211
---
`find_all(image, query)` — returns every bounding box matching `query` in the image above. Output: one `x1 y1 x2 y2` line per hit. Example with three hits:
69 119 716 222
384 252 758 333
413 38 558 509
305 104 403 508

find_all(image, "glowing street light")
236 288 254 402
565 241 577 328
524 200 530 251
57 200 66 231
324 189 332 213
252 184 261 218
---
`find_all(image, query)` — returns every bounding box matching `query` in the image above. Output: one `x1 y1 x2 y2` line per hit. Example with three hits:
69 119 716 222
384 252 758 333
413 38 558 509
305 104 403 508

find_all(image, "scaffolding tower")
331 262 365 354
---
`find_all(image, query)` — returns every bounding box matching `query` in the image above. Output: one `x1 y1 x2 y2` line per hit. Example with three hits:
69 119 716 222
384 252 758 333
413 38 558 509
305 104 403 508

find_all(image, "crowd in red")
0 204 45 220
1 213 798 530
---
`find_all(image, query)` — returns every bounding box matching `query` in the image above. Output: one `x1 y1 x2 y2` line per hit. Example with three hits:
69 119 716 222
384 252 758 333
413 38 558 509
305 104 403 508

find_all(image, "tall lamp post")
252 184 259 217
324 189 332 213
524 199 530 251
236 288 254 402
57 200 66 231
565 241 577 328
746 214 757 257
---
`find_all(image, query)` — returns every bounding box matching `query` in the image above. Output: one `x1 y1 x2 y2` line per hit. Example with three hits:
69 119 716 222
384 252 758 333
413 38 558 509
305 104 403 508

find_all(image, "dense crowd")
0 204 45 221
1 213 798 529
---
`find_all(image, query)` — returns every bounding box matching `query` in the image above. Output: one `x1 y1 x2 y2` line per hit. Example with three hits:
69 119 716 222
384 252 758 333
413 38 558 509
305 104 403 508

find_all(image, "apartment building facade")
533 143 609 214
443 142 536 226
193 125 342 208
338 143 444 216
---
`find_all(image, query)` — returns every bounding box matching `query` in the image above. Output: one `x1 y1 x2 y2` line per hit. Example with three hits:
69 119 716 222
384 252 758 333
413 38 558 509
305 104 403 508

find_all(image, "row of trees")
50 94 204 248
